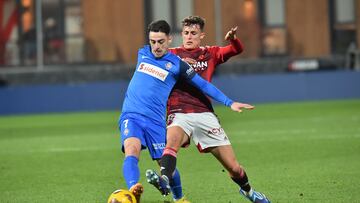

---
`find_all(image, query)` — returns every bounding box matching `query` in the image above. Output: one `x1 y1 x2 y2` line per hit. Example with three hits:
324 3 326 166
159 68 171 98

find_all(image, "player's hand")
225 26 238 41
230 102 254 113
182 57 197 65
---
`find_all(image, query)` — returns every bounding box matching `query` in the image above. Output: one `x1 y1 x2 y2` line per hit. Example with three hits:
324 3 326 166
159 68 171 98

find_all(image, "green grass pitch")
0 99 359 203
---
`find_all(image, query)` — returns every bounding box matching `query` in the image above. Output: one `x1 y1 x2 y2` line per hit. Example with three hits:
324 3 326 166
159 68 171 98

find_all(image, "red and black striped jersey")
167 38 244 115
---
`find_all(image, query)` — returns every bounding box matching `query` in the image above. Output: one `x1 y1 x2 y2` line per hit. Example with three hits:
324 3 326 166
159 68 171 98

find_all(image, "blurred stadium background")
0 0 359 115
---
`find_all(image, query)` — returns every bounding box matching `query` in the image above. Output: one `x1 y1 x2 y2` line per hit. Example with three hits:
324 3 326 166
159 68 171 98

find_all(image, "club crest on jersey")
124 128 129 136
167 114 176 125
165 62 172 70
138 62 169 81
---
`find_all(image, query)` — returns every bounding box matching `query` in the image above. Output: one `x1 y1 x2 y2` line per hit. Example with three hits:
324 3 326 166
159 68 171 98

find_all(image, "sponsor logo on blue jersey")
152 143 166 150
138 62 169 81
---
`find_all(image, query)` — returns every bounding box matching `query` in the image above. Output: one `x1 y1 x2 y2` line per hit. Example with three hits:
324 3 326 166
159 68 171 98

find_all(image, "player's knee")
166 133 184 150
124 137 141 156
124 143 141 157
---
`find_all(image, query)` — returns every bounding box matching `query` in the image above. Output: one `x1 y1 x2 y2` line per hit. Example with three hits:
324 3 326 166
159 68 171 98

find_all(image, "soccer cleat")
174 196 191 203
145 169 171 196
129 183 144 203
240 189 271 203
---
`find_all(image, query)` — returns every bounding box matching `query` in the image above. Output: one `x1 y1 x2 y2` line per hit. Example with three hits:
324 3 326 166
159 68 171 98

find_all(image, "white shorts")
167 112 231 152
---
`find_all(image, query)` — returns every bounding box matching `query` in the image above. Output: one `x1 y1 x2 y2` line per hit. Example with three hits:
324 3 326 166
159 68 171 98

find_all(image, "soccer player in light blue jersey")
116 20 254 203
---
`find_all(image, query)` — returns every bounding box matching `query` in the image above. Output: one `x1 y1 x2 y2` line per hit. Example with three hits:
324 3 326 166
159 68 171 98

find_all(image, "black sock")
231 172 251 192
160 148 177 184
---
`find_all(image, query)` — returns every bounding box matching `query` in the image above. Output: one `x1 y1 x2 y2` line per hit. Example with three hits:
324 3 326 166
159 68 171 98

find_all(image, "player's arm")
180 60 254 112
190 73 233 106
216 26 244 62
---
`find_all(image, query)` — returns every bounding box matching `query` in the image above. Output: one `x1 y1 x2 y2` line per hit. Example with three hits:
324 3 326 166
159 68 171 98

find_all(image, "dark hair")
182 16 205 30
147 20 171 35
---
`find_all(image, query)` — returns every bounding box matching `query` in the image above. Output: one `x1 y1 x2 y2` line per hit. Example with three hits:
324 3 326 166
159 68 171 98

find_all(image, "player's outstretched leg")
240 189 271 203
145 169 171 196
209 145 270 203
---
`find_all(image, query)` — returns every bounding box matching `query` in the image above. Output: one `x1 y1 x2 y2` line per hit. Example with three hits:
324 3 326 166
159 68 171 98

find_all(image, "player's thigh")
167 126 189 151
119 115 147 153
192 112 231 151
167 113 194 148
144 122 167 160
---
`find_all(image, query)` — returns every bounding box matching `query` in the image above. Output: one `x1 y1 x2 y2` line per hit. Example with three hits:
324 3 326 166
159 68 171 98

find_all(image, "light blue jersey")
121 45 197 124
121 45 233 125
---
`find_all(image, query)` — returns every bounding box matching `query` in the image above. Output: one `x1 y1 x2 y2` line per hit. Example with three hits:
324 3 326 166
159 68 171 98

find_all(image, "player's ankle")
243 188 253 197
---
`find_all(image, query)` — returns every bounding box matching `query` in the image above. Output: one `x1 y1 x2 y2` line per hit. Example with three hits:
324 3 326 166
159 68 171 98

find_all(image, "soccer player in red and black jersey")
146 16 270 203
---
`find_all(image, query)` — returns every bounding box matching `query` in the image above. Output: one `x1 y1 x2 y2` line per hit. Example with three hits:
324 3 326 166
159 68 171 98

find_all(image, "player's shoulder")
197 46 220 60
167 51 182 61
169 47 183 54
139 45 150 54
163 52 183 68
203 45 220 52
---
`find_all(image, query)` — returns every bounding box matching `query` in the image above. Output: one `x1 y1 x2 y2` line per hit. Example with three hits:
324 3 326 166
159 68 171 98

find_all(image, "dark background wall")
1 70 359 115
